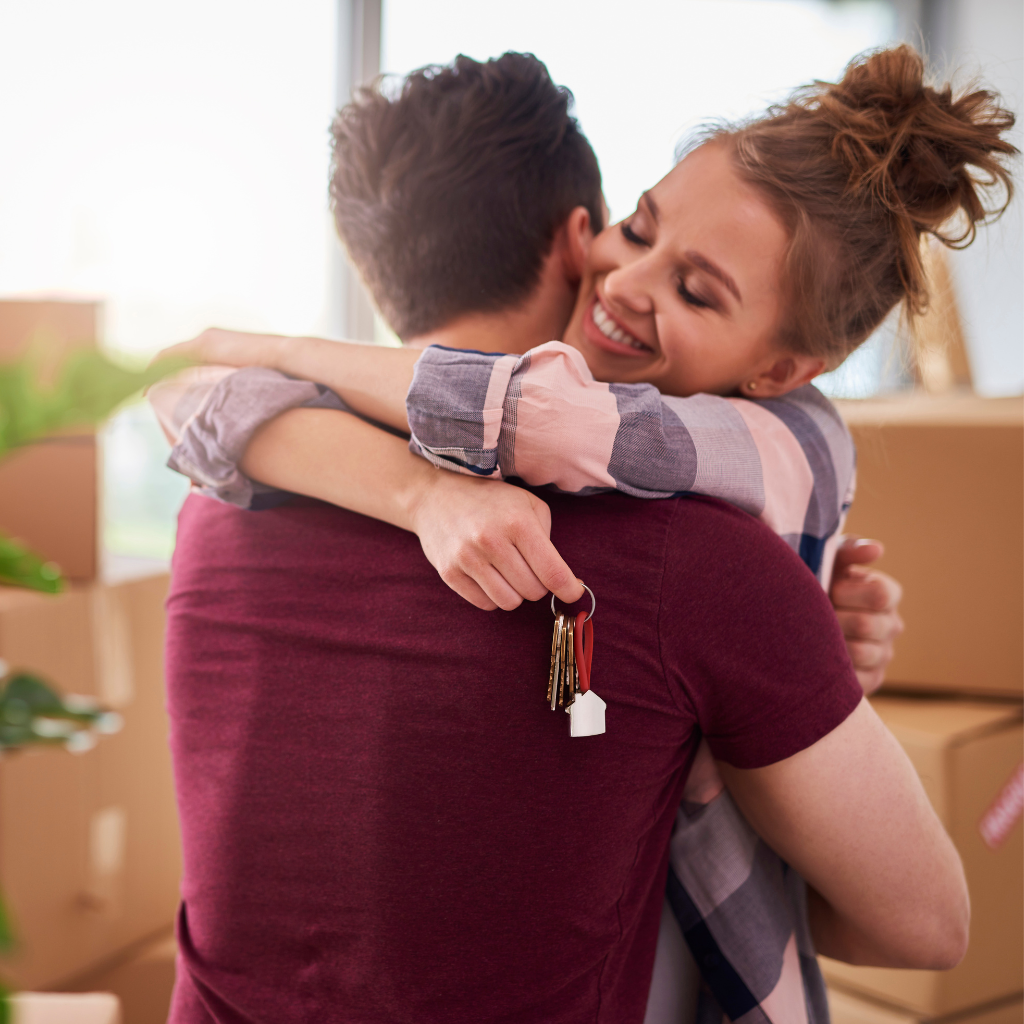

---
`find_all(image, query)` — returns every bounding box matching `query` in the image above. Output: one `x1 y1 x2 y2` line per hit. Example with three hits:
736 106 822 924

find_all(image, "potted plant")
0 346 182 1022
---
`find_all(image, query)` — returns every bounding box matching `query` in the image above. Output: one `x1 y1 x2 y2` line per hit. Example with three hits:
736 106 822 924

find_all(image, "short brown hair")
708 45 1016 367
330 53 604 339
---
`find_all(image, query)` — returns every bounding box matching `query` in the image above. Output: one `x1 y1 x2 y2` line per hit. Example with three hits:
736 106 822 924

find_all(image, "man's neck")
404 248 578 355
406 307 558 355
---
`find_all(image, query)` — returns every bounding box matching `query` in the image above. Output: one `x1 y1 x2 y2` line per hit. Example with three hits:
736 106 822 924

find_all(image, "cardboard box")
0 572 181 990
0 300 99 365
62 933 176 1024
0 300 102 582
837 394 1024 698
9 992 121 1024
0 436 98 581
828 986 1022 1024
821 695 1024 1017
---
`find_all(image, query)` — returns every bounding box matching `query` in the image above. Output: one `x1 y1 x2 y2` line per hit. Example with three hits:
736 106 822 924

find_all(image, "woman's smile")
583 296 653 357
564 142 792 398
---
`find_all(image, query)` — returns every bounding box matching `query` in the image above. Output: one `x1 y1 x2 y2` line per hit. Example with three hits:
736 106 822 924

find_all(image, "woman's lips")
583 298 652 358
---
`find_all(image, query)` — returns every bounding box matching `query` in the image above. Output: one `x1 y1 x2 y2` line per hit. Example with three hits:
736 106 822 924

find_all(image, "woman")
156 46 1010 1021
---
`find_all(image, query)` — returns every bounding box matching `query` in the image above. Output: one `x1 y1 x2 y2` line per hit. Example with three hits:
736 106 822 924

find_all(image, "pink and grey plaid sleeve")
149 366 350 509
407 341 856 586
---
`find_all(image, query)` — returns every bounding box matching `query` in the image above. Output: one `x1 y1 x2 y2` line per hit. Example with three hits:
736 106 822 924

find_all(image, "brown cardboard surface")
835 394 1024 697
0 437 98 580
0 299 102 581
828 987 1023 1023
64 932 175 1024
0 586 96 696
821 696 1024 1016
0 299 98 364
0 573 180 990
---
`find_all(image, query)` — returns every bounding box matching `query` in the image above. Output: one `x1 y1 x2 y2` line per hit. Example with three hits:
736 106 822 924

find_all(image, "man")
159 55 948 1024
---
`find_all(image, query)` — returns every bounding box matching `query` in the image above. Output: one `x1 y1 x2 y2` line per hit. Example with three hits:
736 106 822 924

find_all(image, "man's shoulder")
667 494 826 602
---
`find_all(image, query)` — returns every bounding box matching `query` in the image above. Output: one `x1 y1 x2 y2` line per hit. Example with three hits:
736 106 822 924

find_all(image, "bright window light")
0 1 339 560
382 0 897 223
382 0 899 399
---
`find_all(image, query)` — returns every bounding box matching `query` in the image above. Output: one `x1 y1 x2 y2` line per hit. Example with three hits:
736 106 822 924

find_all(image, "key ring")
551 582 596 622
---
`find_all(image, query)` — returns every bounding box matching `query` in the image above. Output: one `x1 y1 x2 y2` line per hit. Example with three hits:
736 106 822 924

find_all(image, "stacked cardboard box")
63 932 176 1024
837 394 1022 698
828 987 1022 1024
0 300 102 581
0 301 181 997
0 570 181 992
825 394 1024 1022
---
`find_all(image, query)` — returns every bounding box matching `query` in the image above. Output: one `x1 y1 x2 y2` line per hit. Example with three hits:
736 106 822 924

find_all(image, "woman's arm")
163 330 854 582
407 342 855 584
149 362 582 610
719 698 969 968
240 406 582 611
161 328 416 433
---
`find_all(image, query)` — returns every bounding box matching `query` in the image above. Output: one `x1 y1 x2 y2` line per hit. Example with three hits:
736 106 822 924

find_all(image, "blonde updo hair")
707 45 1017 368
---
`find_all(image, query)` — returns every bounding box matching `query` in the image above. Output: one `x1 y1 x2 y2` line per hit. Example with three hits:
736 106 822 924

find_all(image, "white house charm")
568 689 606 737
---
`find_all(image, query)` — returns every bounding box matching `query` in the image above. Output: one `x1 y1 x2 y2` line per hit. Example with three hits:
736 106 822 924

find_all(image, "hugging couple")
153 47 1015 1024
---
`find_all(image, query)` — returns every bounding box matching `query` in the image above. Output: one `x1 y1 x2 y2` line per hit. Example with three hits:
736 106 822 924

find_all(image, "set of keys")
547 583 606 737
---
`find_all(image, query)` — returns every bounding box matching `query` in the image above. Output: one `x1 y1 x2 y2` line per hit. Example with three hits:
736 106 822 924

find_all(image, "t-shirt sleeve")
658 497 863 769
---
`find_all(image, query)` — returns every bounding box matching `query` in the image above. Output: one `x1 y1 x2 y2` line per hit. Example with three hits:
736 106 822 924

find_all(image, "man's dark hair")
329 52 604 339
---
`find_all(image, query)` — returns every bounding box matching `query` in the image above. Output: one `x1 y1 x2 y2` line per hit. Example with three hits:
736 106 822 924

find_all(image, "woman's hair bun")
716 44 1017 366
818 44 1016 248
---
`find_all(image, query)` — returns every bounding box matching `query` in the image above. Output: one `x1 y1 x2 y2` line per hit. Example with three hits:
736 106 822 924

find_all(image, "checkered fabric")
408 342 855 587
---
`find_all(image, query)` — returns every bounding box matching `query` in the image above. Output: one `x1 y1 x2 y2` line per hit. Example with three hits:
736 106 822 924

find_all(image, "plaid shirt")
150 344 856 1024
407 342 855 588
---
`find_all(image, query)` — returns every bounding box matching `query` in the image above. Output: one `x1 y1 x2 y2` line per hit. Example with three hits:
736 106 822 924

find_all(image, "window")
0 1 339 559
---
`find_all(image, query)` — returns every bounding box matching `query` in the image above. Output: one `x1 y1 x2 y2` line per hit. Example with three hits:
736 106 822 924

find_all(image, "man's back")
166 490 858 1024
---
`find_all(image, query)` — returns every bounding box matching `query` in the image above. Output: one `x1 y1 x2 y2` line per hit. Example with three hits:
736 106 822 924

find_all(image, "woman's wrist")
402 459 449 537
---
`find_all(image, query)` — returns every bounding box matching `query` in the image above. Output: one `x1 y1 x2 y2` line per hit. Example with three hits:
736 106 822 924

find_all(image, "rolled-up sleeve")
406 341 856 585
154 366 350 510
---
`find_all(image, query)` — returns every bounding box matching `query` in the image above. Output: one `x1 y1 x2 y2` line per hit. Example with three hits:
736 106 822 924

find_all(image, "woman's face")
563 142 791 397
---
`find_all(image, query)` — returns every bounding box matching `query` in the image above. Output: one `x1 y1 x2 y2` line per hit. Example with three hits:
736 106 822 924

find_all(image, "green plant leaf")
0 672 122 750
0 892 13 954
0 350 189 457
0 534 62 593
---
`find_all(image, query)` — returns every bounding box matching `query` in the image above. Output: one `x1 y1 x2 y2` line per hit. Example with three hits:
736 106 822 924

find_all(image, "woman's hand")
241 406 582 613
409 470 583 612
157 327 286 370
830 537 904 694
158 327 418 434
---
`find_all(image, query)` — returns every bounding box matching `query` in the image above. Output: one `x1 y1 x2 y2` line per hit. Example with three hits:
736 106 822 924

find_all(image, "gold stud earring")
747 381 758 391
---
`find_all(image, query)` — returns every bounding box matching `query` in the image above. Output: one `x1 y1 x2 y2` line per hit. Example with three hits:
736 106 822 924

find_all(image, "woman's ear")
742 354 827 398
560 206 594 285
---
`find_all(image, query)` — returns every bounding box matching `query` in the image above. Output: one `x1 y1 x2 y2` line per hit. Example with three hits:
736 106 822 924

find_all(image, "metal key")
547 612 562 708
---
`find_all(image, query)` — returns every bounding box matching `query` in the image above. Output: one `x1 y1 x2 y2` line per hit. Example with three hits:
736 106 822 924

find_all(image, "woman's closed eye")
678 279 713 310
621 221 648 246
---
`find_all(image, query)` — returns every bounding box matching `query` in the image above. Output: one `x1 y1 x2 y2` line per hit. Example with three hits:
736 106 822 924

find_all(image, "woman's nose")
603 258 655 318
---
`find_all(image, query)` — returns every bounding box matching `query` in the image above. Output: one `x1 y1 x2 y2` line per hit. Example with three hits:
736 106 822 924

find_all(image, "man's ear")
559 206 594 285
743 354 827 398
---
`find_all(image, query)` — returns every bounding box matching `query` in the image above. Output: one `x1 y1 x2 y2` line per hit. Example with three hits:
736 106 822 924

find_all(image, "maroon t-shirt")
165 490 860 1024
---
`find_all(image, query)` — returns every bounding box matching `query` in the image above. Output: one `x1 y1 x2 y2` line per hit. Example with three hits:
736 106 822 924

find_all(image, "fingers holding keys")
513 496 584 606
412 472 581 612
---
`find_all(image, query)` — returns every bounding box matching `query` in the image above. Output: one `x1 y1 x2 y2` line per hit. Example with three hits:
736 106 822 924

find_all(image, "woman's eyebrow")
685 251 742 304
640 191 659 221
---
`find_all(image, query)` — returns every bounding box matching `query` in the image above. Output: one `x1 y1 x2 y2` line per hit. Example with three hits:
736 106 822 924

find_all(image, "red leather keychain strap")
574 611 593 692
